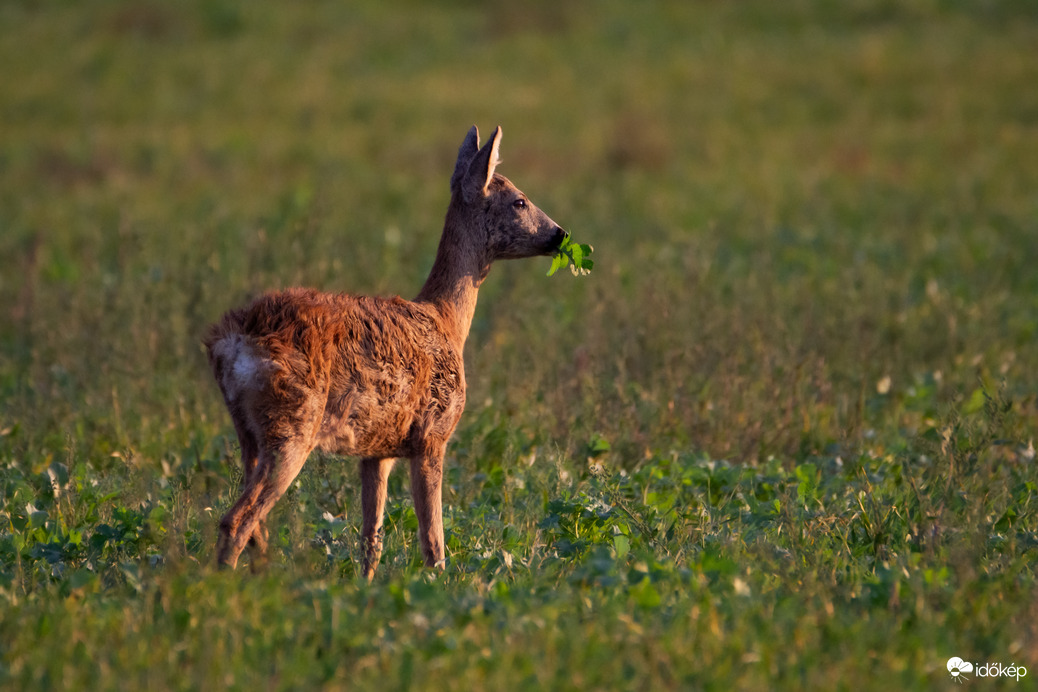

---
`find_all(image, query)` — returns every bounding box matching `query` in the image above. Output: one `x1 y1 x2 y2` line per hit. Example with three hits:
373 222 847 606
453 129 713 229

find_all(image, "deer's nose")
551 226 568 249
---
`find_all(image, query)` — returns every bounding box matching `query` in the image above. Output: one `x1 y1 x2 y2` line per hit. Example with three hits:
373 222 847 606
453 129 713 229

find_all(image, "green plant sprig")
547 235 594 276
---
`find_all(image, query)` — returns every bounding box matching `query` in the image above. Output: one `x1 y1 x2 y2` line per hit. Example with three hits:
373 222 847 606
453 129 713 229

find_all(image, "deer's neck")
415 203 491 348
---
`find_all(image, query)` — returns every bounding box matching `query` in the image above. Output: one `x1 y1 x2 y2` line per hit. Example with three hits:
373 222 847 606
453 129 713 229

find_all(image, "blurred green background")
2 0 1037 465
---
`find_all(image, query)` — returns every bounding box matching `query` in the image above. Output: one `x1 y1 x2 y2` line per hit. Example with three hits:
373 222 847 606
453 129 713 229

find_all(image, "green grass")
2 0 1037 689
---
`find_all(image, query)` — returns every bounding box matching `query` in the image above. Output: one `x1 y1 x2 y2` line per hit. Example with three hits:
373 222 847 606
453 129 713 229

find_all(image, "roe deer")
204 126 567 579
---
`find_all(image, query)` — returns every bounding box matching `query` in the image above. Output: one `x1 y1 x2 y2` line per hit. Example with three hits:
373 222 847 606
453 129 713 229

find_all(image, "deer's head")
450 125 567 260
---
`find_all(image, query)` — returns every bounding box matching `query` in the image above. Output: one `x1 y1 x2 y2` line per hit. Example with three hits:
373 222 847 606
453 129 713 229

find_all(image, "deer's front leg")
360 457 395 580
409 448 446 570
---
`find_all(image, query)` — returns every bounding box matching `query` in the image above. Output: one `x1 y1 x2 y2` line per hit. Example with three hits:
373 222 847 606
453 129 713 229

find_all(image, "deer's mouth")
546 226 568 254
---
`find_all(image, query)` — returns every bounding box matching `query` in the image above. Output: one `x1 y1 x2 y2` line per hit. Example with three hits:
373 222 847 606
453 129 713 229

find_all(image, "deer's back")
205 287 466 458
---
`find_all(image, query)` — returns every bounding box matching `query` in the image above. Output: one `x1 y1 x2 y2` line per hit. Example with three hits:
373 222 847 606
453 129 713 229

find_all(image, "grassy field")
2 0 1037 689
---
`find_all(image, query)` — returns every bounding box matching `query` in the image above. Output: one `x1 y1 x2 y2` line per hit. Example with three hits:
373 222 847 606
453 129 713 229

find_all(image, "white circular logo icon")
947 657 974 682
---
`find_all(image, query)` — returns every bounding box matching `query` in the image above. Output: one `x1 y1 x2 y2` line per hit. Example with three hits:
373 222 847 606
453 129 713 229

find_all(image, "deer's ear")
451 126 480 194
461 125 501 203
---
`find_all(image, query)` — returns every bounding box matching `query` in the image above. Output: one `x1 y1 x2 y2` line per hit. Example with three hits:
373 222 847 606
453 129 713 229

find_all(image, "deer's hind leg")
228 418 270 570
217 434 314 570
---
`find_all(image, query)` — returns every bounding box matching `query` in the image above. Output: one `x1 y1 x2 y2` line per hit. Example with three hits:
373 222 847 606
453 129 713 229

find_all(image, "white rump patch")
231 350 259 387
212 335 268 402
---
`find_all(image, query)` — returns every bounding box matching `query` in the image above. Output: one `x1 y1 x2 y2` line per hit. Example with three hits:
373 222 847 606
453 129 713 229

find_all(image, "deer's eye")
513 199 527 209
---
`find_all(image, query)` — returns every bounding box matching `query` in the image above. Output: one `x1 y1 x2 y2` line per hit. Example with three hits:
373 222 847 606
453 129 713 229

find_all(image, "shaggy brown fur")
204 126 566 578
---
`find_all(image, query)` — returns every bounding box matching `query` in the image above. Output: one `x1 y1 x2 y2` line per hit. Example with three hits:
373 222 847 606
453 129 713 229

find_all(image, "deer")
203 125 567 579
